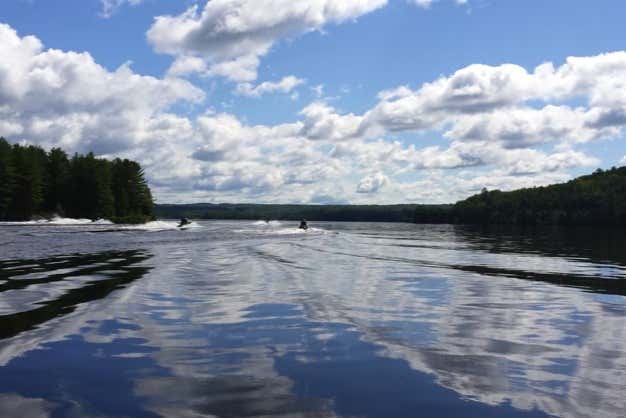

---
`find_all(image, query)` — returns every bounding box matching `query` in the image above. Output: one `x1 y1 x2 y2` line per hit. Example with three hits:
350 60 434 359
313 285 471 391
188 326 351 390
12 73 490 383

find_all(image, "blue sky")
1 0 626 203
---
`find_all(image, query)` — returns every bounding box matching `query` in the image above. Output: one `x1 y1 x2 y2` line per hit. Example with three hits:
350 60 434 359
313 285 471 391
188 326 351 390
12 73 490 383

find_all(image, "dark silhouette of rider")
299 219 308 230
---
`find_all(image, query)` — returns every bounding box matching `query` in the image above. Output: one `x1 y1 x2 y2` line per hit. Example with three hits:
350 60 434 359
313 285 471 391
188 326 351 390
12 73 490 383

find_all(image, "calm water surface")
0 220 625 418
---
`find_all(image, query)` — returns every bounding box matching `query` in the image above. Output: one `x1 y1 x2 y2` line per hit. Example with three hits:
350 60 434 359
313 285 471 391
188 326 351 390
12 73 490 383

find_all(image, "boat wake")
0 216 113 226
120 221 203 231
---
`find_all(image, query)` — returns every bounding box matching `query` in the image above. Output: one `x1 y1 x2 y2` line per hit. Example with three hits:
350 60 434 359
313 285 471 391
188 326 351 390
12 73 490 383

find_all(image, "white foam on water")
0 217 113 225
91 219 114 225
48 217 109 225
120 220 203 231
0 218 203 231
179 221 203 229
0 221 38 225
234 226 327 235
252 220 282 227
271 227 310 235
120 221 180 231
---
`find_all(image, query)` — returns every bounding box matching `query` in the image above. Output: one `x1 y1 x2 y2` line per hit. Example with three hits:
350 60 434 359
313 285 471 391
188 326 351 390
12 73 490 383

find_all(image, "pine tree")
8 144 47 220
0 138 154 223
94 158 114 220
0 138 15 219
44 148 70 215
111 159 154 222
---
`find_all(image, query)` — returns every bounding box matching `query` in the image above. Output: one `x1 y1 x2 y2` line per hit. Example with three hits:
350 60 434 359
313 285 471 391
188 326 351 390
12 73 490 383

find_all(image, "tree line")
155 203 420 223
157 166 626 226
414 166 626 226
4 132 619 226
0 137 154 223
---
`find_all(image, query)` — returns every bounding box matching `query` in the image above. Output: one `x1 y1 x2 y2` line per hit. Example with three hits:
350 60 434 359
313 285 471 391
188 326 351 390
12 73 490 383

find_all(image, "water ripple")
0 221 624 418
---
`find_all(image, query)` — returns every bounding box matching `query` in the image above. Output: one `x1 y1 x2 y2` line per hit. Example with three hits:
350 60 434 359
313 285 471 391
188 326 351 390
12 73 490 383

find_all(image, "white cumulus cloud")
304 52 626 151
0 23 203 154
147 0 388 81
235 75 305 98
357 172 389 193
411 0 469 9
100 0 143 18
0 22 617 205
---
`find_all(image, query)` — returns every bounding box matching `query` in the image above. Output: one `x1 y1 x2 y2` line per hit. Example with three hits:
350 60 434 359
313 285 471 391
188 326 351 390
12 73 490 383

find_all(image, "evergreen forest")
0 137 154 223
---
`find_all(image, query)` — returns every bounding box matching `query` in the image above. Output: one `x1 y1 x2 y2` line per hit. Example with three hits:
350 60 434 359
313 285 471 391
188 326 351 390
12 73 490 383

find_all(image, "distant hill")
452 166 626 225
154 203 425 223
157 167 626 226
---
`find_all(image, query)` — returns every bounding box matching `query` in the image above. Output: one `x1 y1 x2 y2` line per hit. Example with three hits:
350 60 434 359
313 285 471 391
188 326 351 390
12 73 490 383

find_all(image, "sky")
1 0 626 205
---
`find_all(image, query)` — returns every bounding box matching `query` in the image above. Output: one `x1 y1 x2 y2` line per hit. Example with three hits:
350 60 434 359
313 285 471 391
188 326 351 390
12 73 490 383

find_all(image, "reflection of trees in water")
453 225 626 268
0 245 342 418
0 250 152 339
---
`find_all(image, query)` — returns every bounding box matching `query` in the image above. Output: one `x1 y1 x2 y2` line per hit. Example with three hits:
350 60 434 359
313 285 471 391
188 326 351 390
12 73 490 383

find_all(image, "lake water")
0 220 625 418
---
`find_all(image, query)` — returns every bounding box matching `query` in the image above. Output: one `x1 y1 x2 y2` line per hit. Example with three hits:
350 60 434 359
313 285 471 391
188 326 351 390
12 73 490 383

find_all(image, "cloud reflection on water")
0 222 624 417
